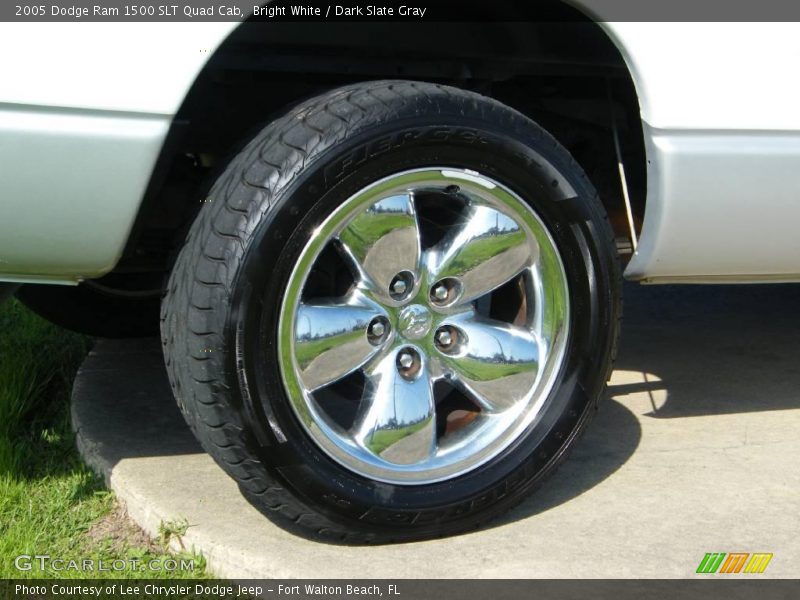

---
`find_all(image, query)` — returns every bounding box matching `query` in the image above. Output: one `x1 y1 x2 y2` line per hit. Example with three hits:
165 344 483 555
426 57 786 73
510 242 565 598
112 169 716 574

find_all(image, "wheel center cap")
398 304 432 340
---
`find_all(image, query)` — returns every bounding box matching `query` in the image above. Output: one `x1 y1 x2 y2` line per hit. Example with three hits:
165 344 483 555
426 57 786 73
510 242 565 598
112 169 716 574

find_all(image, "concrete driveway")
72 283 800 578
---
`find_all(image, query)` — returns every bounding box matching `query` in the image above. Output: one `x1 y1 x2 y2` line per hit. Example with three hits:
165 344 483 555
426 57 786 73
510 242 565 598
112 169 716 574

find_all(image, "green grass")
295 328 363 368
338 206 414 255
443 228 527 277
363 419 430 456
453 356 536 383
0 299 206 579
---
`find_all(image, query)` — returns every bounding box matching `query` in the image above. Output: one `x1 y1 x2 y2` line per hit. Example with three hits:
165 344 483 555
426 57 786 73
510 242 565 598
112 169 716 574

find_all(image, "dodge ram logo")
398 305 432 340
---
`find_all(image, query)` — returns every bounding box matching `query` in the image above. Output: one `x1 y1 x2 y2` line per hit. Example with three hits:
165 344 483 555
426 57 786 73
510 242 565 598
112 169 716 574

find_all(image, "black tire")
17 274 161 338
161 81 621 543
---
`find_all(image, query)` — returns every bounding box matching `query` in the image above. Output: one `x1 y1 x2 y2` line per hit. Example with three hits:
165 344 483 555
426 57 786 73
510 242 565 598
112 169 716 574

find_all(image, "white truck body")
1 20 799 283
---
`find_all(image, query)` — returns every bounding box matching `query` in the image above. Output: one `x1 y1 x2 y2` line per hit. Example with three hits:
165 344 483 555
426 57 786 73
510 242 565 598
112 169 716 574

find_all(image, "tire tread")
161 80 622 543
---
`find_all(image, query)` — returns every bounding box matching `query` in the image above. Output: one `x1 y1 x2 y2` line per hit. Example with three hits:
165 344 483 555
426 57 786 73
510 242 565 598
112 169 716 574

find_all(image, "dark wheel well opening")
119 12 646 281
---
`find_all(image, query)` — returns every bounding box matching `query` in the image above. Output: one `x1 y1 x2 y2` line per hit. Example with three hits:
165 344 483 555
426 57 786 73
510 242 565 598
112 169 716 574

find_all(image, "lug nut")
430 278 462 305
436 329 452 347
391 279 407 295
432 284 448 302
396 348 421 379
389 271 414 301
434 326 462 354
398 352 414 369
367 317 390 345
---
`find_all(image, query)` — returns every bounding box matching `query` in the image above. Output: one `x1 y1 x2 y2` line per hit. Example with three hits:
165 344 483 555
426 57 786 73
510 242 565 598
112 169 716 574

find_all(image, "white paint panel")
591 21 800 281
602 22 800 131
0 22 237 282
0 107 169 281
3 20 800 282
626 125 800 281
0 22 237 114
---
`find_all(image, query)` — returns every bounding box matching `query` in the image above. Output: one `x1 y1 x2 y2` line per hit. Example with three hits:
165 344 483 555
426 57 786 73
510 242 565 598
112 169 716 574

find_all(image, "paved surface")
72 284 800 578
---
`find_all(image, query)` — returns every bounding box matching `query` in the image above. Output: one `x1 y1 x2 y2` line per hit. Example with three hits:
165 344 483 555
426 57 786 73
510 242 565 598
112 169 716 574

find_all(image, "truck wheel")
161 81 621 542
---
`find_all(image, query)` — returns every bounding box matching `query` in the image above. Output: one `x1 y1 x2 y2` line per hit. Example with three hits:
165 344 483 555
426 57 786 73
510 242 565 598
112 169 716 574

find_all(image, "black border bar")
7 0 800 22
3 580 800 600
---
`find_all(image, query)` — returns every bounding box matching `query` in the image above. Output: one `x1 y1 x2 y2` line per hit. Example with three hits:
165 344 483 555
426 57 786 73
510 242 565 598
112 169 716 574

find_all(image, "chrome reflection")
337 193 421 301
278 168 569 484
354 352 436 465
437 312 540 413
427 204 532 305
294 291 386 391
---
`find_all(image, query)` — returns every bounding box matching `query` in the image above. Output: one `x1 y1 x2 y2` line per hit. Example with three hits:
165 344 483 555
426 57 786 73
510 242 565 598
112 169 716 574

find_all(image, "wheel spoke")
337 193 421 298
294 292 385 391
439 314 540 413
352 354 436 465
428 204 533 304
280 168 570 484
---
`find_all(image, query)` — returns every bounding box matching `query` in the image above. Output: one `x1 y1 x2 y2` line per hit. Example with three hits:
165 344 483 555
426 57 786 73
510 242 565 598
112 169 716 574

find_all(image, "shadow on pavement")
615 282 800 418
494 282 800 525
74 284 800 533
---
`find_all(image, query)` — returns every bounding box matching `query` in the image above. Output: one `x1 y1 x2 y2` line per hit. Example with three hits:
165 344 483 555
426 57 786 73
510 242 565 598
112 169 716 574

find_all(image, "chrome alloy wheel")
278 168 570 484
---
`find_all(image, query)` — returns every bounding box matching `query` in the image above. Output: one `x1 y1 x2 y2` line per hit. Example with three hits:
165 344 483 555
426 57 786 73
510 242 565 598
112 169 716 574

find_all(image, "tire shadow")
497 282 800 527
75 283 800 540
492 397 641 526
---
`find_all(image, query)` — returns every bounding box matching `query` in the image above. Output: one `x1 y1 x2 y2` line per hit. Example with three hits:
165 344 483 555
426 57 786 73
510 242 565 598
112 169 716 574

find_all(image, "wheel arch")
121 5 648 279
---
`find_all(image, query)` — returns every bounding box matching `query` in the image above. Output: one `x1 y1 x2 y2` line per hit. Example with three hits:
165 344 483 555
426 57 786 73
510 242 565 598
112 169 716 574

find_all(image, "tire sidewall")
226 113 616 533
